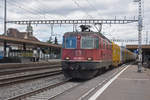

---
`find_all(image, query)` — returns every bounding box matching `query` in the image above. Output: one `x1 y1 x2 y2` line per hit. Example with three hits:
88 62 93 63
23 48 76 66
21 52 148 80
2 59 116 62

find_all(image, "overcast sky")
0 0 149 46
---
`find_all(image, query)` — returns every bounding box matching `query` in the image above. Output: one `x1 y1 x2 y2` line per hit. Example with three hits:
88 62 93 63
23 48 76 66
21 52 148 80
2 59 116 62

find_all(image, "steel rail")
8 78 70 100
0 69 62 87
0 65 61 75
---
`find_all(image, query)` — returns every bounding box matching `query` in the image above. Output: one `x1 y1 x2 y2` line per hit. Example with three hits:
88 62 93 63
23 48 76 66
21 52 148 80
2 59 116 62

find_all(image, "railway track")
0 64 61 75
0 69 62 86
0 62 65 100
0 62 62 86
0 62 132 100
0 61 60 69
8 78 70 100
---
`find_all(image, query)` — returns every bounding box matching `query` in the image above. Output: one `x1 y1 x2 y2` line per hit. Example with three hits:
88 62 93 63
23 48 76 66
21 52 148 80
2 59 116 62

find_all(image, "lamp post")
4 0 7 35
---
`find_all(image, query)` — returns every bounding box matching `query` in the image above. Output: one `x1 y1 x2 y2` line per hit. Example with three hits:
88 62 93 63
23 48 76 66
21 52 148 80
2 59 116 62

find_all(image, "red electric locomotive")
62 25 112 79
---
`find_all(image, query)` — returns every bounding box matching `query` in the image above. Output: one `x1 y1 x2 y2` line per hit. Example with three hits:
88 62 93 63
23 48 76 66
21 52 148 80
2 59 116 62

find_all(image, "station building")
0 28 40 50
0 28 61 63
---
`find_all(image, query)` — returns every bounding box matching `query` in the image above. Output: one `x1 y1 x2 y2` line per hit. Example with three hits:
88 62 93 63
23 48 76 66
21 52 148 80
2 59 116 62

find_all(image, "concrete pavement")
96 65 150 100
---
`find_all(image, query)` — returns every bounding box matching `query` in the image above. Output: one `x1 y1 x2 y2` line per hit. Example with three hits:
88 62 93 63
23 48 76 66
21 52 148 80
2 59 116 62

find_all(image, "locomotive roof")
64 32 112 43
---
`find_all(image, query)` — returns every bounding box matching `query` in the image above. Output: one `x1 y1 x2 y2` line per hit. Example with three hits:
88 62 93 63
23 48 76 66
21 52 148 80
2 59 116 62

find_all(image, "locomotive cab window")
81 37 99 49
106 41 108 49
63 36 77 49
103 40 105 49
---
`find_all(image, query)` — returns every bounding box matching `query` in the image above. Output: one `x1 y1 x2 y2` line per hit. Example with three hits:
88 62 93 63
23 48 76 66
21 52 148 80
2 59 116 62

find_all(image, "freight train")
61 25 136 79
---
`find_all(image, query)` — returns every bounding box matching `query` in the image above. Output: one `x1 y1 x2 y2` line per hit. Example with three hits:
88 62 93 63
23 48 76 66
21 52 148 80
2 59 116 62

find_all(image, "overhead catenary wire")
71 0 103 32
85 0 101 16
84 0 113 36
35 0 65 20
34 0 65 41
7 0 55 34
10 0 63 20
86 1 138 43
7 0 53 20
10 0 55 26
7 1 37 19
4 0 55 43
13 0 65 33
3 1 140 42
0 1 4 18
0 0 3 7
71 0 94 19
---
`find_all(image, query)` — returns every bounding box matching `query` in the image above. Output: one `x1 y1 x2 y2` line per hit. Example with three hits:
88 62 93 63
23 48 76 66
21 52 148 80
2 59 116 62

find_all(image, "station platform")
95 65 150 100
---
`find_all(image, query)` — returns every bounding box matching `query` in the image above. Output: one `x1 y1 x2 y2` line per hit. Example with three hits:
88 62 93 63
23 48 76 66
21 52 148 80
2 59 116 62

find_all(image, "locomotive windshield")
63 36 77 49
81 37 99 49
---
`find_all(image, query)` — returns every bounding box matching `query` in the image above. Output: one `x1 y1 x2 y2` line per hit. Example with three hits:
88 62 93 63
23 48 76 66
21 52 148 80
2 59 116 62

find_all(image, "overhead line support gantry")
6 19 138 25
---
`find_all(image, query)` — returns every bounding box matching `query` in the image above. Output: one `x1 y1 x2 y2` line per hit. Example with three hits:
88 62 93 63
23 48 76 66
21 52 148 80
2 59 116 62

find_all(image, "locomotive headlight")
88 57 92 61
77 35 81 39
66 57 70 60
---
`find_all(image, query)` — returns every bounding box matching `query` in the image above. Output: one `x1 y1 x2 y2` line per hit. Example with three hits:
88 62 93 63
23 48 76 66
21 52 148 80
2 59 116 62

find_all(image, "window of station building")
65 37 77 49
81 37 99 49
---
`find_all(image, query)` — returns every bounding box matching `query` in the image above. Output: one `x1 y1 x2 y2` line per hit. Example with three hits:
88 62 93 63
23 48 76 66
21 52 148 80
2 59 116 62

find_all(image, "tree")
47 36 53 44
54 36 58 45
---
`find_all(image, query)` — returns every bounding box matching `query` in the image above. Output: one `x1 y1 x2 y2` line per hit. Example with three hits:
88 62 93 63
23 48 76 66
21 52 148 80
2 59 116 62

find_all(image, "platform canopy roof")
126 45 150 55
0 35 61 48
